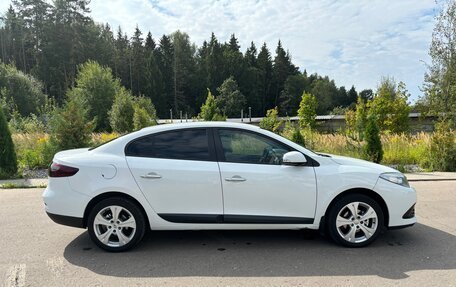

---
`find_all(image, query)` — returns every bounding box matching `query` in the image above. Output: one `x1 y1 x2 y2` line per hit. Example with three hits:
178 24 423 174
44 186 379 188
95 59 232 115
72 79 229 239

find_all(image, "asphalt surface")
1 181 455 287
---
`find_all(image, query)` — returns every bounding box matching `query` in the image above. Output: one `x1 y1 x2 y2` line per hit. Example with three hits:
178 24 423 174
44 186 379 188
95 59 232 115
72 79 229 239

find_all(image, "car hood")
325 154 397 174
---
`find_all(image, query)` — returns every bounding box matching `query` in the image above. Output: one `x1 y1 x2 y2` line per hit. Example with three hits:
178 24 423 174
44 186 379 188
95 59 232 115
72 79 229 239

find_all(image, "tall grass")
12 132 119 172
281 129 432 167
10 130 445 173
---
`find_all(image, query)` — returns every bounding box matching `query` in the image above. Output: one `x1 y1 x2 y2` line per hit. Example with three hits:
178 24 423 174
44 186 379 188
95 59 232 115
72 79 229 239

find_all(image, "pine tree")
272 40 298 108
257 43 273 114
0 107 17 178
131 25 144 95
156 34 174 116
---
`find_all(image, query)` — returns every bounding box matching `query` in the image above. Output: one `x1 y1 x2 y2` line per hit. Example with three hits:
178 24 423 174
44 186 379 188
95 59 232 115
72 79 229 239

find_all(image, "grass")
281 128 433 168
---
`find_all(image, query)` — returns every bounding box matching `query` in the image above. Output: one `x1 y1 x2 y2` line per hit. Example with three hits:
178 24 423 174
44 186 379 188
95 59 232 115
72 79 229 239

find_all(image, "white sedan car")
43 122 416 251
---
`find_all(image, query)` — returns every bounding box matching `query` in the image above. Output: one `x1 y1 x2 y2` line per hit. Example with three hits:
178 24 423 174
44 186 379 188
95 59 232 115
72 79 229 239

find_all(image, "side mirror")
282 151 307 166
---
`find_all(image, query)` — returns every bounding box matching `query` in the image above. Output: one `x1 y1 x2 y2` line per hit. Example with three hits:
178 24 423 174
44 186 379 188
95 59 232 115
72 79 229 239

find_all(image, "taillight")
48 162 79 177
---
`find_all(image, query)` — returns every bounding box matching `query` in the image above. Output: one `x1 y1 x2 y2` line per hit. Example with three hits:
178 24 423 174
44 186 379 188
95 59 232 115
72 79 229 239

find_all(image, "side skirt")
158 213 314 224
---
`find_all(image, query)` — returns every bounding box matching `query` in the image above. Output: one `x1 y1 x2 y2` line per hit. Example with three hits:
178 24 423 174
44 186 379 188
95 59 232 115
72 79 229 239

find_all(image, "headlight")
379 172 410 187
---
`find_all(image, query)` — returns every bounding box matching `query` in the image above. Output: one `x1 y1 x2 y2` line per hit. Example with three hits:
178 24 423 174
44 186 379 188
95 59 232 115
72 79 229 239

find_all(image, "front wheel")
87 197 146 252
327 194 384 247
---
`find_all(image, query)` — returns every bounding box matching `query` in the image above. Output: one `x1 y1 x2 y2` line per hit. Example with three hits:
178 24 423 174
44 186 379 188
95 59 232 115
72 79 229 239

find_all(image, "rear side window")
125 129 211 161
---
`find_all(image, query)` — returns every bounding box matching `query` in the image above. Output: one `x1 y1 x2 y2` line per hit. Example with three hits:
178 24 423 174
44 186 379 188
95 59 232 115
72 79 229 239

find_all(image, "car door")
126 128 223 222
215 128 317 223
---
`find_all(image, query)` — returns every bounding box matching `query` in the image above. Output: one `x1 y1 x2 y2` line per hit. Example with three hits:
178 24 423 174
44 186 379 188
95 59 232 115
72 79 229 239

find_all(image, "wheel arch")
320 188 389 230
83 191 150 229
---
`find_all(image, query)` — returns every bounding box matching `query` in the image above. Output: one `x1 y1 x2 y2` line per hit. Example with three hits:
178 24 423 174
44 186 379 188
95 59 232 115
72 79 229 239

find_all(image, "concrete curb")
0 178 47 188
405 172 456 182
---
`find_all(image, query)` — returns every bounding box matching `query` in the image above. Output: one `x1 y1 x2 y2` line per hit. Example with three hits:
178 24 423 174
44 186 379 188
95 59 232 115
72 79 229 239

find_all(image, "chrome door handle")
141 172 162 179
225 175 246 182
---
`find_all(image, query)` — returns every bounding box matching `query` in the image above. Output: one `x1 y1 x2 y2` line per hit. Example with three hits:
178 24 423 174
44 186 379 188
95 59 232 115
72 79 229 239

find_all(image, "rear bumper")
46 212 84 228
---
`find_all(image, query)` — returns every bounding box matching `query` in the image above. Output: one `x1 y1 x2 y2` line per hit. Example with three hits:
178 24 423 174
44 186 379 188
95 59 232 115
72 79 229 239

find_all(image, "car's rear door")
215 128 317 223
126 128 223 222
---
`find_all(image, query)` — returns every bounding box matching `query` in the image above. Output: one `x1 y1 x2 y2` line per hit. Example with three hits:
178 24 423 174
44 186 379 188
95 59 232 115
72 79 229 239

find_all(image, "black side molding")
158 213 314 224
158 214 223 223
46 212 84 228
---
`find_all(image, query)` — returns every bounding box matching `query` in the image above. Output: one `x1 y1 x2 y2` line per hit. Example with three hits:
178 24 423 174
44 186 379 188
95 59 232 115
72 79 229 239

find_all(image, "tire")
327 193 384 247
87 197 146 252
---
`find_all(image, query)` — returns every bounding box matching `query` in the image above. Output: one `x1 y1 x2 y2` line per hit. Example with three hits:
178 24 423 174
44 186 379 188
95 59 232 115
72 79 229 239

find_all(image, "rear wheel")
327 194 384 247
87 197 146 252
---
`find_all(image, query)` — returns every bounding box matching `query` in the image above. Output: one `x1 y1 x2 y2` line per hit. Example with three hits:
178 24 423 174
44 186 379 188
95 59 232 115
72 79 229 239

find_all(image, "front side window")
126 128 211 161
218 129 290 165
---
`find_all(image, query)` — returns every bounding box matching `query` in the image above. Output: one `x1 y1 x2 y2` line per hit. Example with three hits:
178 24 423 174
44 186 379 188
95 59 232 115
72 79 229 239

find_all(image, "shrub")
0 62 46 117
368 78 411 133
0 107 17 178
215 77 246 117
291 127 306 147
427 120 456 171
8 112 47 134
50 94 95 151
133 96 158 130
345 96 368 140
109 87 135 133
198 89 225 121
363 115 383 163
14 134 58 172
260 107 282 133
297 92 317 128
70 61 120 131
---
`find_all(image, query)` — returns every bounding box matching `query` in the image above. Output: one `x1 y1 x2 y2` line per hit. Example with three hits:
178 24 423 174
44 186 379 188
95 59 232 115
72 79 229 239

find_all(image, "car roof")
139 121 261 133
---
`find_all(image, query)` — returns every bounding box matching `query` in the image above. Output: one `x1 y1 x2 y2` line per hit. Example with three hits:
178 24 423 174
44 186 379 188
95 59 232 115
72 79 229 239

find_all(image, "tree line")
0 0 366 119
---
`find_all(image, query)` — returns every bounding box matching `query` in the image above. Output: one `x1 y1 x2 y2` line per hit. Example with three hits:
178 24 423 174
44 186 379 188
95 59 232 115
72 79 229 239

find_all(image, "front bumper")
373 178 417 228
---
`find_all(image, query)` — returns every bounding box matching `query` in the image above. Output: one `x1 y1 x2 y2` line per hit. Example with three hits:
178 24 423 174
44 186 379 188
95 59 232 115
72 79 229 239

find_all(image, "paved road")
1 181 455 287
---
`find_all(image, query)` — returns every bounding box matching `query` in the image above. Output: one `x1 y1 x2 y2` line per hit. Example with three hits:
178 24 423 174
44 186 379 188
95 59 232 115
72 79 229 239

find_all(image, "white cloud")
1 0 437 101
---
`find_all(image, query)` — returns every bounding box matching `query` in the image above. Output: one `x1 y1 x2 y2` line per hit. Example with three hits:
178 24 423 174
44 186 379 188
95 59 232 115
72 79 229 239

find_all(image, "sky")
1 0 439 102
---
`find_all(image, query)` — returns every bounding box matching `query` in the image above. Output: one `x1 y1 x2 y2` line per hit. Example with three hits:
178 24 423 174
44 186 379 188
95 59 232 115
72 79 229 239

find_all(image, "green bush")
291 127 306 147
16 135 58 171
259 107 282 133
198 89 225 121
8 112 47 134
133 96 158 130
69 61 119 131
427 120 456 171
363 115 383 163
50 94 95 151
0 107 17 178
0 62 46 117
109 87 135 133
297 92 317 128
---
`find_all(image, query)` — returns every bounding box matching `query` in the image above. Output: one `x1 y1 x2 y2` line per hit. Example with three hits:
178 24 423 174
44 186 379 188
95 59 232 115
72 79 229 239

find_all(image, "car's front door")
126 128 223 222
215 128 317 223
